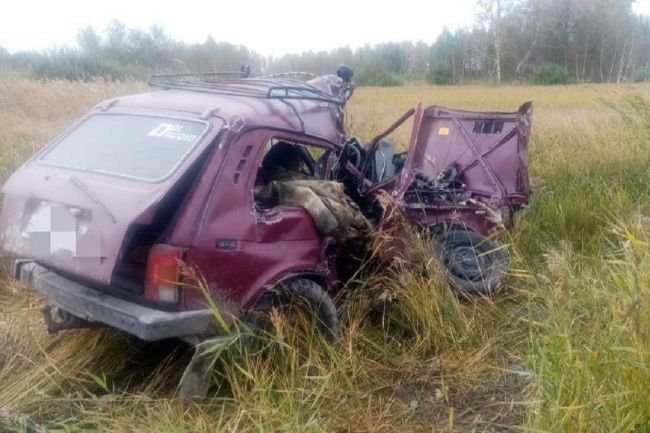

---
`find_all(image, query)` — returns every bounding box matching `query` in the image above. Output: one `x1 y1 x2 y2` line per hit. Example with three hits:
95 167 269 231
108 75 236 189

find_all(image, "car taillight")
145 244 183 303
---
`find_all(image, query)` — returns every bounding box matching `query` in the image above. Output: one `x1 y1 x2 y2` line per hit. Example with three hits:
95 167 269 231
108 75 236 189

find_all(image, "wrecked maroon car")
0 66 531 395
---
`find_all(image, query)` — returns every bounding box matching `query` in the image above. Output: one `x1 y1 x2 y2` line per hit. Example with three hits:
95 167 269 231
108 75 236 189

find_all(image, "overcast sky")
1 0 649 56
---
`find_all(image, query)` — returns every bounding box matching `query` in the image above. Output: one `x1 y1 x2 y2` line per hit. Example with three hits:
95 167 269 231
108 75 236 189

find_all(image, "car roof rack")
257 71 319 80
147 71 344 106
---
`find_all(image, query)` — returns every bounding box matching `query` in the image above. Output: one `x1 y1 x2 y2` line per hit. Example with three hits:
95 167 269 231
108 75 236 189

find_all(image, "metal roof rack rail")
147 68 352 133
258 71 319 80
148 70 250 86
147 71 344 106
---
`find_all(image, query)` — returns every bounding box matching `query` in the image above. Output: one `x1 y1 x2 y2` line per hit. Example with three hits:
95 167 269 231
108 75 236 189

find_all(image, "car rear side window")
40 114 208 181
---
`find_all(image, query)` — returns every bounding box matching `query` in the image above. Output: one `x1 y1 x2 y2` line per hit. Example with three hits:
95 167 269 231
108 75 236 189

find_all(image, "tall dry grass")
1 77 649 432
0 78 145 181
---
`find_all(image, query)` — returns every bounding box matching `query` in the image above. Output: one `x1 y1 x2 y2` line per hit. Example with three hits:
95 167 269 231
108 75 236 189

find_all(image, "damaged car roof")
99 81 346 145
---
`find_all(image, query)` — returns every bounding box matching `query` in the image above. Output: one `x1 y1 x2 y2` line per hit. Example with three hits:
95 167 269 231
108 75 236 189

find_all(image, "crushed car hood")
399 102 532 206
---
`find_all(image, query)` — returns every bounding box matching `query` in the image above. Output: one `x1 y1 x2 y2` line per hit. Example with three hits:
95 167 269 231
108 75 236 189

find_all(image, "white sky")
1 0 649 56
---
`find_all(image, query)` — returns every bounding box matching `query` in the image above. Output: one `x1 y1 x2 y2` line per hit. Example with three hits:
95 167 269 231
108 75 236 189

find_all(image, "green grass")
516 95 650 433
1 79 650 432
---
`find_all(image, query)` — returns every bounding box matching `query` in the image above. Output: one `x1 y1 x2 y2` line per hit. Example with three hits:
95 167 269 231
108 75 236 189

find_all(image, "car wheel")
433 229 508 295
249 277 339 342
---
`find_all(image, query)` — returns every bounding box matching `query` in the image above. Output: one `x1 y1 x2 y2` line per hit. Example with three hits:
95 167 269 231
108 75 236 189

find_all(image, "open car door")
395 102 533 207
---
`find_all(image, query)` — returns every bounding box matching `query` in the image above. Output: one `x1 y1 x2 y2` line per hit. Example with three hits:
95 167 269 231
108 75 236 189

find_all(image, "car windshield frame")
37 113 211 183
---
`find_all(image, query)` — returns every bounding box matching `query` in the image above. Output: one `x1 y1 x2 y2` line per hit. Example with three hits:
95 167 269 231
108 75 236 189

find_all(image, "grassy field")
1 77 650 432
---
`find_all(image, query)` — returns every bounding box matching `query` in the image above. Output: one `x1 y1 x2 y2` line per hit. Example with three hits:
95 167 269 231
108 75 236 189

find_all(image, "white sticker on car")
147 123 198 143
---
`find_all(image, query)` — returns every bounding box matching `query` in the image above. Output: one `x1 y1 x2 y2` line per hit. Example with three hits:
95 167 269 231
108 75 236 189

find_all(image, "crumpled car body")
355 102 532 236
0 69 531 346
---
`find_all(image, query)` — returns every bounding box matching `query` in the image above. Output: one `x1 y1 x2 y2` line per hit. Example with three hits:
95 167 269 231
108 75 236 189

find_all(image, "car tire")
250 278 339 342
433 229 508 295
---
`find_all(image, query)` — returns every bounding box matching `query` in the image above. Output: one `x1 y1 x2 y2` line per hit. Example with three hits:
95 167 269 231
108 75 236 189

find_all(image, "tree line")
1 0 649 85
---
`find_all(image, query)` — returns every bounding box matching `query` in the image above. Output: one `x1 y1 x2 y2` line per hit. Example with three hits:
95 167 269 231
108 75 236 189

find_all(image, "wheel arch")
243 269 331 309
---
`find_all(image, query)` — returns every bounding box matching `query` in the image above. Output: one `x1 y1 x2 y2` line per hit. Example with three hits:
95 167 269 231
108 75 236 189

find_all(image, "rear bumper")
15 261 214 341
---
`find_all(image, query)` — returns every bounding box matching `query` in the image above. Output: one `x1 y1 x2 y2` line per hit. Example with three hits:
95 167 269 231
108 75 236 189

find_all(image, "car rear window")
40 114 208 181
